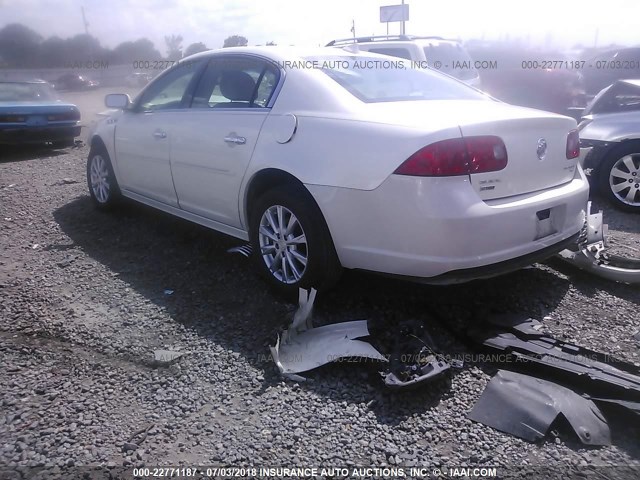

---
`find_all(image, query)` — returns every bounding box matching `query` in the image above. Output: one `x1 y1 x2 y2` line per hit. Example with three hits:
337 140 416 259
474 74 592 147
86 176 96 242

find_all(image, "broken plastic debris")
272 320 387 374
469 370 611 445
450 358 465 369
270 289 387 377
470 316 640 401
382 352 450 388
289 288 316 334
557 248 640 284
556 201 640 284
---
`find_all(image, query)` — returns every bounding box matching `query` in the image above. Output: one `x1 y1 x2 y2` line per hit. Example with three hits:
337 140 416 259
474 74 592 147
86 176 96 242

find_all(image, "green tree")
63 34 108 63
184 42 208 57
38 36 67 67
164 34 183 60
111 38 162 64
0 23 42 67
223 35 248 48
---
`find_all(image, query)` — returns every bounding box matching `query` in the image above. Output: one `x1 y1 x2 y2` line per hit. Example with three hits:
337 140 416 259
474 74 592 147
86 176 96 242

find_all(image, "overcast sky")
1 0 636 53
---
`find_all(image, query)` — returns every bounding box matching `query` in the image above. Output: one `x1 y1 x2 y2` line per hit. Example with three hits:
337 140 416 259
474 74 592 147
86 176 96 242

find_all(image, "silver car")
579 79 640 212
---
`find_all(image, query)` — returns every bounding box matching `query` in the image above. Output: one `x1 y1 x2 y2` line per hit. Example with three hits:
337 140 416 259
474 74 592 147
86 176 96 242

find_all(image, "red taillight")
566 129 579 159
394 136 508 177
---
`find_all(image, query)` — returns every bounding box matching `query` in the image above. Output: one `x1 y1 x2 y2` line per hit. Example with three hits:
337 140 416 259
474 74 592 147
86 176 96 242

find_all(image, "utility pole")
81 5 94 66
81 6 90 36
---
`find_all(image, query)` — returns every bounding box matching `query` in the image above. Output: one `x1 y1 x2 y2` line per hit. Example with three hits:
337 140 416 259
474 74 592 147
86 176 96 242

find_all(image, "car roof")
326 35 461 47
182 45 399 63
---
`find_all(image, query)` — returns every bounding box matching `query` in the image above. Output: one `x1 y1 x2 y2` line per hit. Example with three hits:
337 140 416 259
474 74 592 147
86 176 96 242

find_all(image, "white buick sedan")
87 47 589 294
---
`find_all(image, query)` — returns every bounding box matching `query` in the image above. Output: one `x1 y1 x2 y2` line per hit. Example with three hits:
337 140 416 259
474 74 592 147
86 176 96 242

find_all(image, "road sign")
380 4 409 23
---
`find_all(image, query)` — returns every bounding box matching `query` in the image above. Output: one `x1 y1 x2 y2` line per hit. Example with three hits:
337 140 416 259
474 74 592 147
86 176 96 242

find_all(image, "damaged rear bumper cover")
270 289 451 387
556 201 640 284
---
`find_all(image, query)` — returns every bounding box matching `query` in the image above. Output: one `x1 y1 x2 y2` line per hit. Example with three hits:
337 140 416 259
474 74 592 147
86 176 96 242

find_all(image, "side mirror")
105 93 131 109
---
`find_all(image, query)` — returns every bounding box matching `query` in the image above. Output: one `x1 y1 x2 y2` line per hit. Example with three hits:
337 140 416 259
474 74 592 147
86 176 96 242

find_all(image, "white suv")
326 35 481 88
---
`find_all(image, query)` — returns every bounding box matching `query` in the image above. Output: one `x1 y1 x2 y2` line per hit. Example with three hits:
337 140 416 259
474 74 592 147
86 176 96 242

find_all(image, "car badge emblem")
536 138 548 160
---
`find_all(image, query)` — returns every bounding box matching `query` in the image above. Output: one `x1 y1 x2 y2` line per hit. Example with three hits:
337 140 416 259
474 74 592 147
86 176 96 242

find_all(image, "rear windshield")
423 44 477 80
366 47 412 60
0 82 58 102
309 56 486 103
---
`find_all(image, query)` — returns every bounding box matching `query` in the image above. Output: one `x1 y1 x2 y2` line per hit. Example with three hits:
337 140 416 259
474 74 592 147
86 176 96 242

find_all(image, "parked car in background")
87 47 587 294
124 72 152 88
466 46 586 117
579 79 640 212
0 79 81 147
583 48 640 96
326 35 481 88
53 73 99 91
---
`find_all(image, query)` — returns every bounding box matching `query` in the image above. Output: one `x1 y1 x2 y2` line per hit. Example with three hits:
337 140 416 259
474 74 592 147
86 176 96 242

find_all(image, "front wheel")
87 146 121 210
249 184 342 296
598 143 640 213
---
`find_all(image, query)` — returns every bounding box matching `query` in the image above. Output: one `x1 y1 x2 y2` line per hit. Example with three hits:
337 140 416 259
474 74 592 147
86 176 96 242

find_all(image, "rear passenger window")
367 47 412 60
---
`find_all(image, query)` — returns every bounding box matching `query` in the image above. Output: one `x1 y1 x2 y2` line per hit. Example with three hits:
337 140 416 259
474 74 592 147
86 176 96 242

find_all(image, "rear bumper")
390 232 579 284
578 147 592 168
307 166 589 283
0 125 81 145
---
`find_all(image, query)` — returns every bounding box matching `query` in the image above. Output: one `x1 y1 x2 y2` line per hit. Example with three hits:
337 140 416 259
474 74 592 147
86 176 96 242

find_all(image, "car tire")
249 184 342 296
87 145 121 210
598 142 640 213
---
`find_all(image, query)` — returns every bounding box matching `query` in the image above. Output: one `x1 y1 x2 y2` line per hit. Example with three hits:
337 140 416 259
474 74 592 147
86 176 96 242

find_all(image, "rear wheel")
87 146 120 210
249 184 342 296
598 142 640 213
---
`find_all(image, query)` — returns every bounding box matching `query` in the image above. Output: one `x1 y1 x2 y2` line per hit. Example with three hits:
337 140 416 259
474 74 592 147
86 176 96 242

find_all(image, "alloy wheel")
90 154 110 204
258 205 308 284
609 154 640 206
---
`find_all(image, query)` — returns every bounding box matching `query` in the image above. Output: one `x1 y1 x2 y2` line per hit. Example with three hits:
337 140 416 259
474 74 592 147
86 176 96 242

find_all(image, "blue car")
0 79 81 147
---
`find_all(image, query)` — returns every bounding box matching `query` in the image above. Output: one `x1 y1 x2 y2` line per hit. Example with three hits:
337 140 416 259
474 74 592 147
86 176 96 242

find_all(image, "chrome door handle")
224 135 246 145
153 131 167 139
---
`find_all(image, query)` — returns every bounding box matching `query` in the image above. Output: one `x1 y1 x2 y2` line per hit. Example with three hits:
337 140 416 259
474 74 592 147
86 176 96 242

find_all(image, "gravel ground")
0 144 639 479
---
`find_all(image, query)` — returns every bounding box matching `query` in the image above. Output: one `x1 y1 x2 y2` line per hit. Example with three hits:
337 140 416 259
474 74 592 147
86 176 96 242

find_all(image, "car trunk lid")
461 116 578 200
362 100 578 199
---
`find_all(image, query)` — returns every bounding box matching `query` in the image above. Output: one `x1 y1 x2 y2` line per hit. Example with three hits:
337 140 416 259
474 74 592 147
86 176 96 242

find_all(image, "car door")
114 60 205 206
169 55 281 227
